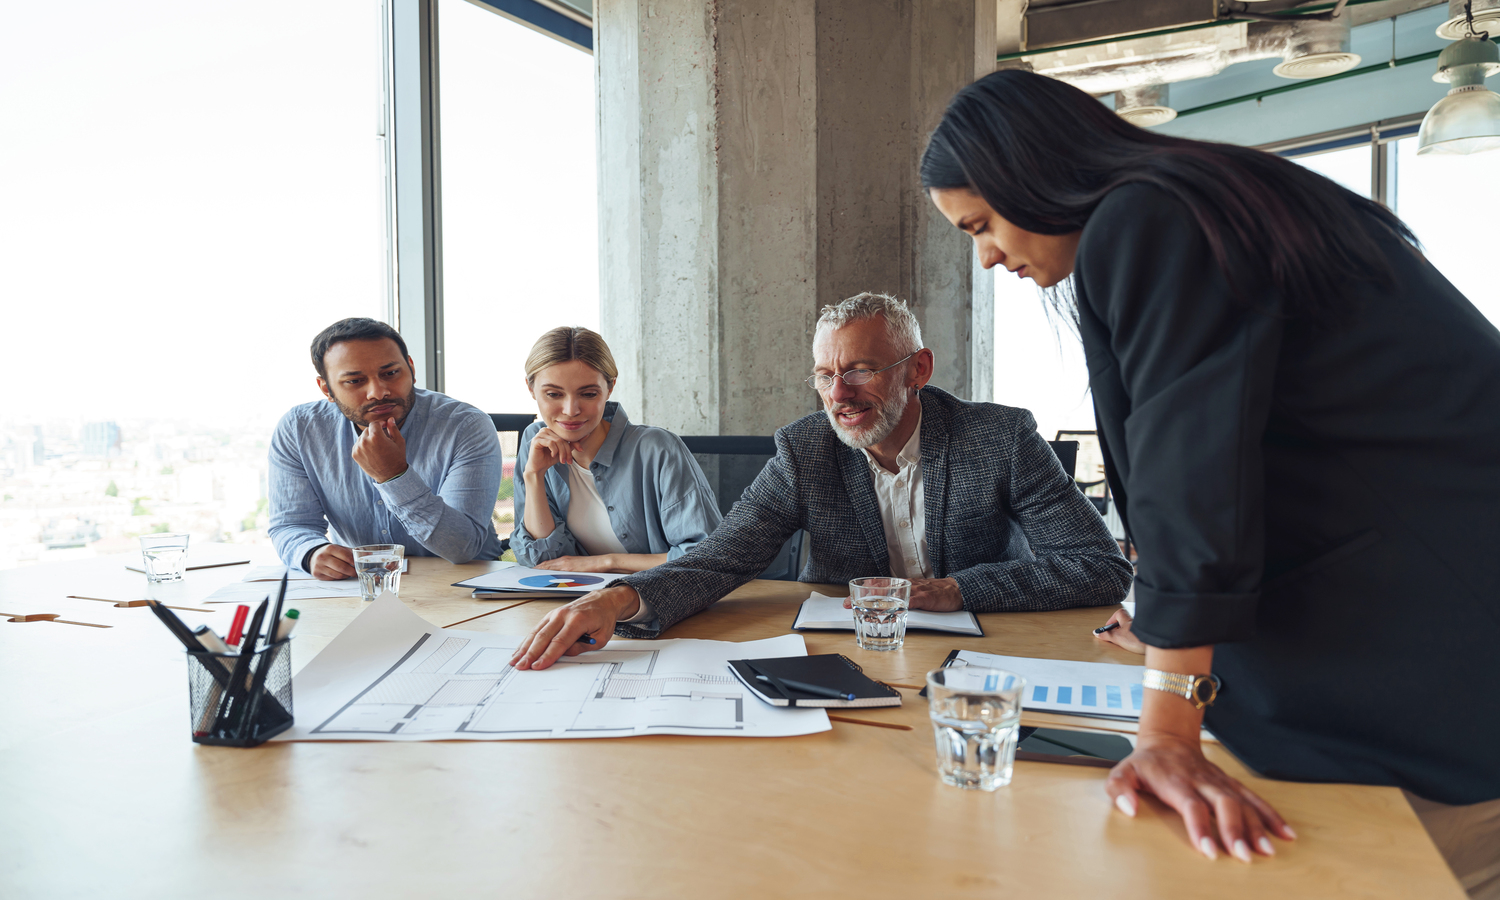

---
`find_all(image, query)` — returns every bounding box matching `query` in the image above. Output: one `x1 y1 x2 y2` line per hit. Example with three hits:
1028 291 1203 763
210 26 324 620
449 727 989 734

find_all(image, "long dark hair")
921 69 1417 318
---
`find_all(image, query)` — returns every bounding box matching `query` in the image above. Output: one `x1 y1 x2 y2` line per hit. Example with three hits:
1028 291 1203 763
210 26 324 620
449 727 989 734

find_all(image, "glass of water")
139 533 191 583
926 666 1026 791
352 543 405 602
848 576 911 651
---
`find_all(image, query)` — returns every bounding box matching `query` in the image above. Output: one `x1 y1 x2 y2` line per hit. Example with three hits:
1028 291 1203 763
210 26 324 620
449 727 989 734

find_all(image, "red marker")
226 605 250 646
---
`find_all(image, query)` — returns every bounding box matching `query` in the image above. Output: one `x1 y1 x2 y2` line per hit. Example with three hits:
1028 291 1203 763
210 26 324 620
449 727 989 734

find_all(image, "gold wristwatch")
1142 669 1221 710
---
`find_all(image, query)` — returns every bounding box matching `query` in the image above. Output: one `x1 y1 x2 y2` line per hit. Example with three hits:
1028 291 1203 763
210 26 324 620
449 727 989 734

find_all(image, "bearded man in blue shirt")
268 317 504 579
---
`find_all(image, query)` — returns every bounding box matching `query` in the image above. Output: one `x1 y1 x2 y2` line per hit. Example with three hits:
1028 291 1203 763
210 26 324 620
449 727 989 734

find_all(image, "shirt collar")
862 403 922 473
592 402 630 467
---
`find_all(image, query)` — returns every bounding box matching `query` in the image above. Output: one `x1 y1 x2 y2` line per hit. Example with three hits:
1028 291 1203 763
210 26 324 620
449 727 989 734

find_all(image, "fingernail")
1283 825 1297 840
1199 837 1218 860
1258 837 1275 856
1115 795 1136 817
1233 840 1252 863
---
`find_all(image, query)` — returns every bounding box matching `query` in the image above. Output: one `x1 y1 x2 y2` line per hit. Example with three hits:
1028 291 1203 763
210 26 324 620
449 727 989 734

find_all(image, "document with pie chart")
452 565 625 595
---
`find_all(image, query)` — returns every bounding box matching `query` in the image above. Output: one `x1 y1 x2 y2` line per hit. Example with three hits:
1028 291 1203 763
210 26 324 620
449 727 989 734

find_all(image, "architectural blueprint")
278 592 830 741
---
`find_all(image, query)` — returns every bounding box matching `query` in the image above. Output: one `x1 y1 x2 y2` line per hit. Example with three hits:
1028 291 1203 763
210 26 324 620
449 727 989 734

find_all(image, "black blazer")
1076 183 1500 805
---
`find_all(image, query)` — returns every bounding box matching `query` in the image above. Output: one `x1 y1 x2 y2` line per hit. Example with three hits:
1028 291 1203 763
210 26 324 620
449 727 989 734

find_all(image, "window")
1283 124 1498 326
1385 136 1500 324
1291 143 1373 199
437 0 599 418
992 278 1096 441
0 1 385 568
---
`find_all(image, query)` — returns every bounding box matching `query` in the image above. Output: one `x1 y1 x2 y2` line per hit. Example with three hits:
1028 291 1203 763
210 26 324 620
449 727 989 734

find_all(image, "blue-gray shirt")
510 403 722 565
269 388 504 569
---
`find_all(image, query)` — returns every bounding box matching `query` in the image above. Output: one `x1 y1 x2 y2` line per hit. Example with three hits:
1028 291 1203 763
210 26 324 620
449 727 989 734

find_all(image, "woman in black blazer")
921 69 1500 882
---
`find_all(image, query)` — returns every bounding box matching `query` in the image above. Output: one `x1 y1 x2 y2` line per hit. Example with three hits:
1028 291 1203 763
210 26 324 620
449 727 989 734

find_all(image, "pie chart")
519 574 608 589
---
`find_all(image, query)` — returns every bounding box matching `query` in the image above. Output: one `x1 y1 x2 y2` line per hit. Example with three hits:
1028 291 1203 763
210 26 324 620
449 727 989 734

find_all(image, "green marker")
274 608 300 641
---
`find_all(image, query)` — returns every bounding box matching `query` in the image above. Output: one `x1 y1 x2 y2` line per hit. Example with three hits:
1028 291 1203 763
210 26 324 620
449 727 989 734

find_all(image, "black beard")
333 391 414 430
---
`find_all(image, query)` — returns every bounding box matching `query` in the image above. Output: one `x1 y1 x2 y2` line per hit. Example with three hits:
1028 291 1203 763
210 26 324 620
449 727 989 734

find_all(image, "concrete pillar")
598 0 997 440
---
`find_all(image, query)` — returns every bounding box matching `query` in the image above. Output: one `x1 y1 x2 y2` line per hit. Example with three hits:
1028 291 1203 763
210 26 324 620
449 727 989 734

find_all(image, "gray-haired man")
512 293 1132 670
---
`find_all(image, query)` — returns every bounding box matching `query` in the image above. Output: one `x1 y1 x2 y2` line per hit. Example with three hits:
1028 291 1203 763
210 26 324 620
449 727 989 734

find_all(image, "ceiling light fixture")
1418 4 1500 156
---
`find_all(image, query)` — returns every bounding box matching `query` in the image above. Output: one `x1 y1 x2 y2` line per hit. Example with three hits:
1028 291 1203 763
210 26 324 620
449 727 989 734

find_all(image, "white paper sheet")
202 580 365 604
239 559 409 583
278 592 830 741
794 592 982 636
452 565 624 594
950 650 1146 721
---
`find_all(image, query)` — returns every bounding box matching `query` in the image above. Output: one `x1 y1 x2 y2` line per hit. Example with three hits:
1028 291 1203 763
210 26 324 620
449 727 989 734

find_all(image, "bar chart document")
278 593 830 741
950 650 1146 721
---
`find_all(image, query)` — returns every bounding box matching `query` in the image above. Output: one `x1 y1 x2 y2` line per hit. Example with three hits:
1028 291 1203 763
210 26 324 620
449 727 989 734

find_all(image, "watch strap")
1142 669 1220 709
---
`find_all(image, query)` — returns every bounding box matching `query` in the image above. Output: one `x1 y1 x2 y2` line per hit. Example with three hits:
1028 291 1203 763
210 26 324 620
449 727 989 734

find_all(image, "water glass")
848 576 911 651
926 666 1026 791
139 533 191 583
353 543 405 602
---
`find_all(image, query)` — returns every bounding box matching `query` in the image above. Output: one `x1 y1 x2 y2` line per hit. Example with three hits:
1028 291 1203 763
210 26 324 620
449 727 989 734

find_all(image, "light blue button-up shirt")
510 403 722 566
269 388 504 570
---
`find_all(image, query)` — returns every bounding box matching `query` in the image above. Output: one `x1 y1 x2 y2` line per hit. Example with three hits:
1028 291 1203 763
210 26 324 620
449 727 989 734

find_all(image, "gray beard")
825 388 910 450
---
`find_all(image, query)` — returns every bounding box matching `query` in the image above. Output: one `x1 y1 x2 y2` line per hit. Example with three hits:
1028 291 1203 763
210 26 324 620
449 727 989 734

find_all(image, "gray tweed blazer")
616 386 1132 637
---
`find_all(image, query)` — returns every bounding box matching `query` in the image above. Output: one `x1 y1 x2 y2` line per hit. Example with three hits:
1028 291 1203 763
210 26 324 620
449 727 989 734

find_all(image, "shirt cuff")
300 542 329 573
1130 582 1260 648
617 593 655 624
375 466 431 506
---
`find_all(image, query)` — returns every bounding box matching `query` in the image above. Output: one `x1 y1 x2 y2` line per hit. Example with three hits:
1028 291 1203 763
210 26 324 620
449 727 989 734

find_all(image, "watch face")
1191 675 1219 706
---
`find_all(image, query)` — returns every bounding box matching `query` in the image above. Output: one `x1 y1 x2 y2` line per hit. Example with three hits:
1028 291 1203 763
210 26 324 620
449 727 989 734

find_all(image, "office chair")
488 414 537 555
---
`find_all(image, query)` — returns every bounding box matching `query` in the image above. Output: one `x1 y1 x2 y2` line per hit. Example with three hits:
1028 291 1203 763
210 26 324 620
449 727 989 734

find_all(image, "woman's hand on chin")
535 554 615 573
523 427 577 477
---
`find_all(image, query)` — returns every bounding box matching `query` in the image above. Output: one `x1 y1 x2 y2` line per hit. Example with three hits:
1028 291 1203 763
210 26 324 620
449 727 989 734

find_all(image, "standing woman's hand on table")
1106 646 1296 863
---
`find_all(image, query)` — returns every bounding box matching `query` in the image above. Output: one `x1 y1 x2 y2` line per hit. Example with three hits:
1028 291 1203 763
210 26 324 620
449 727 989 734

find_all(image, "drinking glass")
139 533 191 583
926 666 1026 791
848 576 911 651
352 544 405 602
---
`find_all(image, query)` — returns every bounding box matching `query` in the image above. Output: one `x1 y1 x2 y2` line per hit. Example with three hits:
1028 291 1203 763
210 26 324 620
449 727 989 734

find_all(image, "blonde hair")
524 326 619 389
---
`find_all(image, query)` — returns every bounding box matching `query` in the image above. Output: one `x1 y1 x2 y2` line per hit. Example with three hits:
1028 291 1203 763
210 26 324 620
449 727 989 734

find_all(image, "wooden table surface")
0 550 1463 899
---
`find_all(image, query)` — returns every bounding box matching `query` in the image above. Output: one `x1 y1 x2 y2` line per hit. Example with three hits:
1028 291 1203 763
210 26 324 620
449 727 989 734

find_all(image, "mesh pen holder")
186 639 294 747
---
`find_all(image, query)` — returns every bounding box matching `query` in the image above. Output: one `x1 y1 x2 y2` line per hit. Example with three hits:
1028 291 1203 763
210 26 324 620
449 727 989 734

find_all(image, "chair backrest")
489 413 536 440
488 414 537 555
680 434 802 581
1047 440 1079 480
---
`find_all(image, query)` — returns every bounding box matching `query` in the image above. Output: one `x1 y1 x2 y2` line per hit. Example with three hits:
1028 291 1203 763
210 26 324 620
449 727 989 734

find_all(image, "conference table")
0 548 1463 898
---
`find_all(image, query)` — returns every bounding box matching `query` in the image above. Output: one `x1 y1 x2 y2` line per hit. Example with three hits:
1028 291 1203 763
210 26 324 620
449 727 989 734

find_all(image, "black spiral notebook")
727 654 902 709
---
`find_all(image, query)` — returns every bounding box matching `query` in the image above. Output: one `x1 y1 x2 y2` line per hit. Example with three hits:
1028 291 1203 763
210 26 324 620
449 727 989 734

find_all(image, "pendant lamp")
1418 31 1500 155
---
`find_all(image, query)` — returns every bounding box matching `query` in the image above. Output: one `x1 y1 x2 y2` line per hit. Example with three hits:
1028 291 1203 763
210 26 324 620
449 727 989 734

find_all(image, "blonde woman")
511 327 722 583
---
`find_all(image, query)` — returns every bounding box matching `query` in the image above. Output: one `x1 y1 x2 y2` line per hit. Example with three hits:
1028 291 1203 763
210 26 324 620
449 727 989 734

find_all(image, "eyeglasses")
805 353 917 392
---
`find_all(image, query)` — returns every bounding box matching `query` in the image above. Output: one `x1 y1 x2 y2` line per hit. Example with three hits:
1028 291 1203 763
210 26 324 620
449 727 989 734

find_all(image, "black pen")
576 632 597 645
755 674 856 702
1093 622 1121 635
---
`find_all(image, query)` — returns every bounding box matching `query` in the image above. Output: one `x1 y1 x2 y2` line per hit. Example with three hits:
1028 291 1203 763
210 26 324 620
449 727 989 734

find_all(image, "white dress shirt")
862 407 932 580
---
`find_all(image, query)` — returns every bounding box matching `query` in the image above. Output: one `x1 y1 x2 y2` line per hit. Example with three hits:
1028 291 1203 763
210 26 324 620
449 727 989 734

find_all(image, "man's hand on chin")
909 577 963 611
352 416 409 483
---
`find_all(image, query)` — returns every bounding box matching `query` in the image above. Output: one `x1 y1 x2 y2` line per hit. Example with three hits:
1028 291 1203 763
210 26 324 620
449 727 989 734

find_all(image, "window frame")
381 0 593 393
1258 112 1427 206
